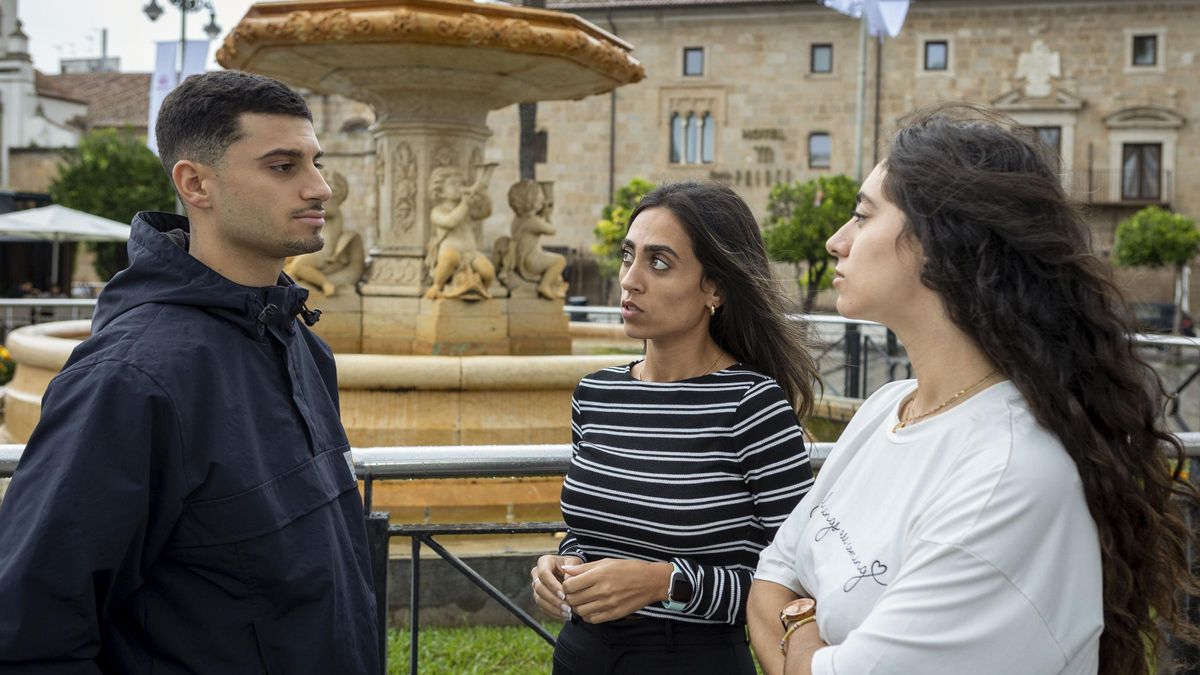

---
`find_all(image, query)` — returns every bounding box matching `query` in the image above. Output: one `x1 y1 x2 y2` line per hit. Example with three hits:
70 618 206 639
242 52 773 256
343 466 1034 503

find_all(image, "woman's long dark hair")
628 181 820 419
883 103 1199 674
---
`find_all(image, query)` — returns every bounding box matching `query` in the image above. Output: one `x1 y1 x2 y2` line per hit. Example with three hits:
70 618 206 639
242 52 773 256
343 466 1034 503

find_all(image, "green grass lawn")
386 623 562 675
386 622 765 674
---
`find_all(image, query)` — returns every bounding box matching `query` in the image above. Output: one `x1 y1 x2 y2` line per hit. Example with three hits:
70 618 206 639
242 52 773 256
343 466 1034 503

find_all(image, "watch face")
670 571 694 603
780 598 816 625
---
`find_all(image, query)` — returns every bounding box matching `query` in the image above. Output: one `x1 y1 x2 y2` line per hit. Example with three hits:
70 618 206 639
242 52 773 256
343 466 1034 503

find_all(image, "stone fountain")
3 0 649 529
216 0 645 356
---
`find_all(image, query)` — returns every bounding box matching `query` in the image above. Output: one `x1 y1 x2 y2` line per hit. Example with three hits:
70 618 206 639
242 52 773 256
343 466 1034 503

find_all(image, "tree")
49 129 176 280
592 177 654 304
763 174 858 311
1113 205 1200 334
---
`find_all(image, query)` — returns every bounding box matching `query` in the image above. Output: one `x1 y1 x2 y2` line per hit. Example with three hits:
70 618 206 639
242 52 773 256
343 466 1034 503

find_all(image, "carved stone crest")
1016 40 1061 98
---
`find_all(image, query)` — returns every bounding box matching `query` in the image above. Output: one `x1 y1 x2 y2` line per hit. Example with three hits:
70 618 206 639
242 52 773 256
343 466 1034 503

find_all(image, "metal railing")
3 438 1200 673
0 442 833 674
1068 168 1174 205
0 299 97 342
11 303 1200 426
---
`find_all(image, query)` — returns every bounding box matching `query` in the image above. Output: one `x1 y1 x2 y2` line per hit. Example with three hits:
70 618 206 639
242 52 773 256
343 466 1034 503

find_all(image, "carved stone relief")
374 138 386 241
391 141 417 232
433 141 458 169
369 257 423 286
218 4 646 87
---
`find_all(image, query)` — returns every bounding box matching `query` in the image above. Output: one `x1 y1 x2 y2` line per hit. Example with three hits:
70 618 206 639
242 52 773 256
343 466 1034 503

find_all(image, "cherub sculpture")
284 169 365 298
423 163 498 301
495 180 568 300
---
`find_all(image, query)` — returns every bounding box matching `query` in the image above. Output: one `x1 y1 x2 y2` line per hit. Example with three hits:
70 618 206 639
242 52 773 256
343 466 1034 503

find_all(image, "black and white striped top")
558 362 813 625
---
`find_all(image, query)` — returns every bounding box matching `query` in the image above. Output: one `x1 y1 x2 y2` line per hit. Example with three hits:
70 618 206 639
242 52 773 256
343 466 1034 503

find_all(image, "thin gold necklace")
636 351 724 382
893 369 1000 432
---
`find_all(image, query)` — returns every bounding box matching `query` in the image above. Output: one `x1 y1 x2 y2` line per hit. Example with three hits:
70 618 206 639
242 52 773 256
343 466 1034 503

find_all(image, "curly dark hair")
629 181 820 419
883 103 1200 674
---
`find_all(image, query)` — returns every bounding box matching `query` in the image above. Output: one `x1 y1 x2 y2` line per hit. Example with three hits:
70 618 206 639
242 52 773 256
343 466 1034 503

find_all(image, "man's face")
206 113 332 263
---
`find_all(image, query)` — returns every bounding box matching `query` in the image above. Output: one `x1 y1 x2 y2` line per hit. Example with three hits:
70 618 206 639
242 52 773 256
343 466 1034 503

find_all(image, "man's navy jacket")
0 212 380 673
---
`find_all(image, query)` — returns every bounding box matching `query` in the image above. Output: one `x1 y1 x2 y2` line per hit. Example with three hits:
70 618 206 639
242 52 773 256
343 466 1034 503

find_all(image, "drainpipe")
606 10 618 205
872 34 882 168
852 17 867 182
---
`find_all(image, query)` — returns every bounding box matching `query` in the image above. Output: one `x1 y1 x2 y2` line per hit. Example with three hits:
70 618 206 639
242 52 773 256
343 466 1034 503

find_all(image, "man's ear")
172 160 212 211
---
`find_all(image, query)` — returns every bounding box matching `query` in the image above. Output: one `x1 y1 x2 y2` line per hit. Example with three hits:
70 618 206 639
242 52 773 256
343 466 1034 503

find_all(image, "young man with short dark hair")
0 70 380 673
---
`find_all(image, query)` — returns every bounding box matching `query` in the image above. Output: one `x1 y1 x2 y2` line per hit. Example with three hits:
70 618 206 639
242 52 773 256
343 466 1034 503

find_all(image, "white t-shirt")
756 380 1102 675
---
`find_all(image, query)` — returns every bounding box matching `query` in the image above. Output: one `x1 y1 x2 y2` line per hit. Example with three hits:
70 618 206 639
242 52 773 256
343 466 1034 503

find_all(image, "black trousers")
552 615 757 675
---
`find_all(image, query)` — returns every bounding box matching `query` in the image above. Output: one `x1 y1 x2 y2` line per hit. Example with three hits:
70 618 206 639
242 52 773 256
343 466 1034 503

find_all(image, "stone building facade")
0 0 1193 302
12 0 1186 302
304 0 1199 305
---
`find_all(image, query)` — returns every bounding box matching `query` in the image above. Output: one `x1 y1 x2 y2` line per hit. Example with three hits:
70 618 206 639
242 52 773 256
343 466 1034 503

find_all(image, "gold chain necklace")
636 351 724 382
892 369 1000 432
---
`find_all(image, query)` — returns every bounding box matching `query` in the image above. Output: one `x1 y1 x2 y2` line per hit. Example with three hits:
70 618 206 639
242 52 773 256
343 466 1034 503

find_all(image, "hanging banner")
145 39 210 156
180 39 209 81
823 0 910 37
146 41 175 156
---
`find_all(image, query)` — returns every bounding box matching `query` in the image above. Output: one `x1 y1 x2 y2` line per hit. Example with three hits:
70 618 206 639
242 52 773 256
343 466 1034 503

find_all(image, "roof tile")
43 72 151 130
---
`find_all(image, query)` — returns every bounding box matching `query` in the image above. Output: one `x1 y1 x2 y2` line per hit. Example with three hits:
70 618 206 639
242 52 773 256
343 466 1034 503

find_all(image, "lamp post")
142 0 221 85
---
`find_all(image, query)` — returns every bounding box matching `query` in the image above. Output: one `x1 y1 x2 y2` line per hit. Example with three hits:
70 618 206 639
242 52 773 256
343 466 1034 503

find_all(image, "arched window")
670 113 684 164
808 132 832 169
686 113 698 164
701 113 714 163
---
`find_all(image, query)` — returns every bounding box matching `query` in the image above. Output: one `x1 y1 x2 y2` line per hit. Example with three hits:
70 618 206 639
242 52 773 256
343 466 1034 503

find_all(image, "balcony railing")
1069 168 1173 206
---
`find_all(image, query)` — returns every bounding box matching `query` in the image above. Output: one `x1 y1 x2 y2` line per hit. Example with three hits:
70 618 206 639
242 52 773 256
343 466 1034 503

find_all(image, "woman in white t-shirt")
748 104 1199 675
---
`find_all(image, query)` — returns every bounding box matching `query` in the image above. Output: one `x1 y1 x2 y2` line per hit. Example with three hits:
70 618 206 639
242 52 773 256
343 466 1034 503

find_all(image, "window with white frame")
683 47 705 77
808 132 831 169
1104 106 1181 205
1035 126 1062 156
811 44 833 74
1122 143 1162 200
1124 28 1165 74
1132 35 1158 66
924 40 949 71
670 111 714 165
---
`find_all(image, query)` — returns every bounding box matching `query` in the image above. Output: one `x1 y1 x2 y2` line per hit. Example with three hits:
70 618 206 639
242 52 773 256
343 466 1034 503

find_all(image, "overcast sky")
22 0 260 74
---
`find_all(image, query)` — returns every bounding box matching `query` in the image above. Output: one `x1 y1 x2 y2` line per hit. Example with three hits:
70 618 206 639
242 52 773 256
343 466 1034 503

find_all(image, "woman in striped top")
531 182 820 674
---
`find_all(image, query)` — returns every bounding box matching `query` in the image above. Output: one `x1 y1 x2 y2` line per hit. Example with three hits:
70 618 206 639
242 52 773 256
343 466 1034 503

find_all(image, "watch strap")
779 615 817 655
661 561 689 611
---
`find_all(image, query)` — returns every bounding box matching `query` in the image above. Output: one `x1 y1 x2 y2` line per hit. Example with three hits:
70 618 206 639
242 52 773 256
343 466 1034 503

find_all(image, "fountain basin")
3 321 858 522
2 320 627 447
216 0 645 112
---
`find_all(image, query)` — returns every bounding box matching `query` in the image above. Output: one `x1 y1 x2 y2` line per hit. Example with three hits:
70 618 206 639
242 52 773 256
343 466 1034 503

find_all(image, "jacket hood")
92 212 318 337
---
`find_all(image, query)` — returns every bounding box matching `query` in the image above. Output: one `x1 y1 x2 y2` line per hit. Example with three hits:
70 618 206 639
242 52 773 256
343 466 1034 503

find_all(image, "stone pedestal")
410 295 571 356
301 288 363 353
507 295 571 355
361 296 420 355
310 309 364 353
413 298 510 356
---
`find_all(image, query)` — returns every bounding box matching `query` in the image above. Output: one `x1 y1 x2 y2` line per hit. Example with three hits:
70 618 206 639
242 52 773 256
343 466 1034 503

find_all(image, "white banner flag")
823 0 910 37
180 39 209 81
145 40 210 156
146 42 175 156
